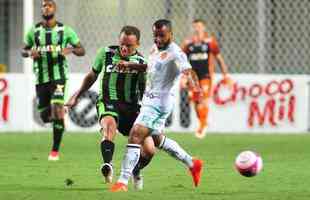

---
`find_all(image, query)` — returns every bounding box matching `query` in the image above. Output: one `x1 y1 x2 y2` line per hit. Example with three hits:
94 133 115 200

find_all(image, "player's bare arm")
216 53 233 85
62 42 85 56
117 60 147 72
180 38 191 53
182 68 200 90
65 70 98 108
182 68 203 101
216 53 228 76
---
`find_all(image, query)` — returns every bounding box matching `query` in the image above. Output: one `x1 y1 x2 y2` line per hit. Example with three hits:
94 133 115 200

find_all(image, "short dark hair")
42 0 56 6
153 19 172 31
120 25 141 41
193 19 206 25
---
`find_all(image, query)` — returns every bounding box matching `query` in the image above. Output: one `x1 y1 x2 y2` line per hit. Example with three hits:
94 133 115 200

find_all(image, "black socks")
132 155 153 177
101 140 115 163
52 119 64 152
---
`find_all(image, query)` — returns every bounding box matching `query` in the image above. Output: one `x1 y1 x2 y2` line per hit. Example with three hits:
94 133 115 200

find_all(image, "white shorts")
135 92 173 135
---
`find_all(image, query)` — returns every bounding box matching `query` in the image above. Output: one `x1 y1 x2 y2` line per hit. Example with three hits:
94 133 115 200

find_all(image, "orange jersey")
182 35 219 80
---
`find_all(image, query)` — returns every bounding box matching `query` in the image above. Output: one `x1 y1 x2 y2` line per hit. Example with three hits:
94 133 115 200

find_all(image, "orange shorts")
189 78 212 101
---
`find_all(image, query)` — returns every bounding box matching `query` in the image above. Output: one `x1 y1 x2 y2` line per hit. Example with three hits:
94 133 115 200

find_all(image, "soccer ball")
235 150 263 177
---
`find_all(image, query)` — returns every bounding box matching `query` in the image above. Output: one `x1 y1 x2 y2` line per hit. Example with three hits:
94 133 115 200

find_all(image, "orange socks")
196 104 208 127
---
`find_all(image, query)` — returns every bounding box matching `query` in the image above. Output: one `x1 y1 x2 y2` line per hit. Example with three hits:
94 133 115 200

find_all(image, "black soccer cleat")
100 163 113 183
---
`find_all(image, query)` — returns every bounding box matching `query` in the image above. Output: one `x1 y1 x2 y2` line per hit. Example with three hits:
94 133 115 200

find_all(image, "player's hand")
117 60 130 71
65 93 79 108
223 75 234 88
30 50 41 59
180 75 189 89
61 48 73 56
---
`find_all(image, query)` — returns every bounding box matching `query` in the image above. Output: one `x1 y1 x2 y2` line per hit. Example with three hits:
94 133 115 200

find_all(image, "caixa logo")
0 78 9 122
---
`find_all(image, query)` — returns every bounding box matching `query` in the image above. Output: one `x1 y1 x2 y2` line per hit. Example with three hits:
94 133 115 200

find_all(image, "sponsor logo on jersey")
106 64 139 74
189 53 208 61
34 45 62 53
54 84 64 96
106 104 114 110
145 91 161 99
160 52 168 60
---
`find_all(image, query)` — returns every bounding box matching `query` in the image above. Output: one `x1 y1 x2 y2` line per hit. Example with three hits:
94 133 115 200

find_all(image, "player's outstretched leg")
156 135 203 187
99 116 117 183
110 124 149 192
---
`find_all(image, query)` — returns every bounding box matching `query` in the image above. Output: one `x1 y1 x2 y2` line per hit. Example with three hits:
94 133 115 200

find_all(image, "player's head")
192 19 206 35
119 25 140 57
41 0 56 21
153 19 173 50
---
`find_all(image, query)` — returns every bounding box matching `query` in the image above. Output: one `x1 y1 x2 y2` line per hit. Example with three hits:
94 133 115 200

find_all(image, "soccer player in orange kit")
181 19 232 138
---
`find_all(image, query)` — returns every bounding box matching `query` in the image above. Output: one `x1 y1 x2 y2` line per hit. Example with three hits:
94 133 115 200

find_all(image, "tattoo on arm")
183 69 200 90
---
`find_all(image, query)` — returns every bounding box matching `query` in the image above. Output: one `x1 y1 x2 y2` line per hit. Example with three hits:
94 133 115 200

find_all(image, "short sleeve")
24 26 35 47
92 47 106 74
209 37 220 55
174 50 192 72
139 56 148 65
65 26 80 46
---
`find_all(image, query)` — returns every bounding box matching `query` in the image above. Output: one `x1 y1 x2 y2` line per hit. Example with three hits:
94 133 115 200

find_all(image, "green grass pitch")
0 132 309 200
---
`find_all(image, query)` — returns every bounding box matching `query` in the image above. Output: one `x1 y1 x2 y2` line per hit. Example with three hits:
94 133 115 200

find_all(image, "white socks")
118 144 141 185
159 136 193 168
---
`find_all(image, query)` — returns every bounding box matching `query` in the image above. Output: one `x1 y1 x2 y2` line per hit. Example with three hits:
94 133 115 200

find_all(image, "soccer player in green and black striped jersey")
66 26 155 189
21 0 85 161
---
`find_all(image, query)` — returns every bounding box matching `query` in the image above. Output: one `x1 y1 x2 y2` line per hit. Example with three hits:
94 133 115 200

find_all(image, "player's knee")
129 133 143 144
52 104 65 119
128 125 145 144
40 108 51 123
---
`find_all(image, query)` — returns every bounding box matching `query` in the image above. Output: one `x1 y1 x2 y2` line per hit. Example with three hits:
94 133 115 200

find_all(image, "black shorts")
96 100 140 136
35 79 67 112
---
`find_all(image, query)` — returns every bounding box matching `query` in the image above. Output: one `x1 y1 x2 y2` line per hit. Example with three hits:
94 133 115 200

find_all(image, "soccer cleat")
195 122 207 139
132 175 143 190
189 159 203 187
110 182 128 192
48 151 59 161
100 163 113 183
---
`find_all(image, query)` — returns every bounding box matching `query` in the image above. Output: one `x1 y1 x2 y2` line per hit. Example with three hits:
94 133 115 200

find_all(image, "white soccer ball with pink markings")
235 150 263 177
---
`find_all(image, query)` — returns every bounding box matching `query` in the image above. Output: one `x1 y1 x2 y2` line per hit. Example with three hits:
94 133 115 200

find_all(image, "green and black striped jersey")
92 46 147 105
24 22 80 85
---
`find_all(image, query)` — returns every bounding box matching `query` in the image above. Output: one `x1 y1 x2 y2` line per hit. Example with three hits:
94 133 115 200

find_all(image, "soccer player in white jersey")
110 19 204 192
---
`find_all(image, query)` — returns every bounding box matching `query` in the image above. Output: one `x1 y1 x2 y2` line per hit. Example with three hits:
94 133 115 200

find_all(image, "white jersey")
142 42 192 111
135 42 192 133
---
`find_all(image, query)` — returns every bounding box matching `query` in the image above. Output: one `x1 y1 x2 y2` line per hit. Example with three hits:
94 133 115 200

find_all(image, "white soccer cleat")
48 151 59 161
100 163 113 183
133 175 143 190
